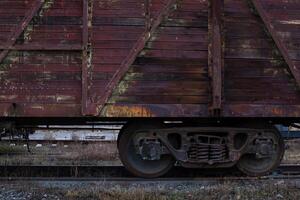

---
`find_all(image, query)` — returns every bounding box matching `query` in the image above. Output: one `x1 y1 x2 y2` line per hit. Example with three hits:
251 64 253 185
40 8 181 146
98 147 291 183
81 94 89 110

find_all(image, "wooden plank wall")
224 0 300 105
98 0 210 117
0 0 299 118
93 0 210 117
0 0 83 116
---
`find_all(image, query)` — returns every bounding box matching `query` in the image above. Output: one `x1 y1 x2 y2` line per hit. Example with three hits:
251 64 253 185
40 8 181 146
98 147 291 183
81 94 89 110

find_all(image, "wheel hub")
237 129 284 176
254 138 275 159
138 139 162 161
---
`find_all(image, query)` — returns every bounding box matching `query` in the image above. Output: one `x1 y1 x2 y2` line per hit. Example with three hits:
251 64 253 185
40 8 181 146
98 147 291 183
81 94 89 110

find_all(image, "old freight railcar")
0 0 299 177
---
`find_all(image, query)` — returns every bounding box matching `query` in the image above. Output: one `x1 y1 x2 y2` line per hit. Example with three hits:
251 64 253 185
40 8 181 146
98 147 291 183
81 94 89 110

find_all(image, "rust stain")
271 107 284 115
0 95 18 101
101 105 154 117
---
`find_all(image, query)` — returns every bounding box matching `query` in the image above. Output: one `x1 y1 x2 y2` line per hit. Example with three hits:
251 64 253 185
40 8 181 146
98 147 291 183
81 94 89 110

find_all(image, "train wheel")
237 128 284 176
118 122 175 178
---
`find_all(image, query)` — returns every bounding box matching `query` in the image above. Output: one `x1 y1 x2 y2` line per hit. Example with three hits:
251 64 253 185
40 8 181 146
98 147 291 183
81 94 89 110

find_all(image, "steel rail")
1 175 300 183
0 164 299 179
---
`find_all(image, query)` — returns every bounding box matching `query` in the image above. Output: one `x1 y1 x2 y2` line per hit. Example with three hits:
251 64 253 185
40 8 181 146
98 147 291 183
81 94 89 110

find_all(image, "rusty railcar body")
0 0 299 177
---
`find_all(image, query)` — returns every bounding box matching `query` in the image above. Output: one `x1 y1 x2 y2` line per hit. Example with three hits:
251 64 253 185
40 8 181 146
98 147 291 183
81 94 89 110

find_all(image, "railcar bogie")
118 120 285 178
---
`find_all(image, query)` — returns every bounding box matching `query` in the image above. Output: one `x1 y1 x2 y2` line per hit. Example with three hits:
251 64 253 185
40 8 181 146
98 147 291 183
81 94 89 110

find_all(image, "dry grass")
0 145 25 154
0 142 119 166
61 143 118 161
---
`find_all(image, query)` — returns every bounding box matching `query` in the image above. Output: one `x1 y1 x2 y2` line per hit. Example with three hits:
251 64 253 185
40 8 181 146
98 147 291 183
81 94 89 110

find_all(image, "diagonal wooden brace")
0 0 45 63
250 0 300 89
96 0 178 114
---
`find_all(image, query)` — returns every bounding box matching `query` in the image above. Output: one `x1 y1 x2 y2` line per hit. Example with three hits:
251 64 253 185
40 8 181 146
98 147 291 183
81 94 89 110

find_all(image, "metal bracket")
81 0 97 116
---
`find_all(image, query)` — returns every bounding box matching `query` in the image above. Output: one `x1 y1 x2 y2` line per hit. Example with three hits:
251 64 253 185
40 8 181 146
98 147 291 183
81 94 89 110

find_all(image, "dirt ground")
0 179 300 200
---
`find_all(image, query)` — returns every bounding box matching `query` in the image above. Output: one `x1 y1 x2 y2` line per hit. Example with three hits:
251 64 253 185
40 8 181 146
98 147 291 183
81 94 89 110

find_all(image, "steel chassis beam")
250 0 300 88
209 0 224 116
0 0 45 63
96 0 178 114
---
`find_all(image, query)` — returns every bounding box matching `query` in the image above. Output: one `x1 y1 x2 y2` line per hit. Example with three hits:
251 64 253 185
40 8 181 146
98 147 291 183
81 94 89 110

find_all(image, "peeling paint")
270 59 286 67
5 51 21 64
112 80 130 96
98 0 119 8
56 95 75 102
39 0 54 17
0 95 18 101
0 64 12 71
279 20 300 25
31 105 44 110
23 25 33 42
22 0 54 43
88 0 94 28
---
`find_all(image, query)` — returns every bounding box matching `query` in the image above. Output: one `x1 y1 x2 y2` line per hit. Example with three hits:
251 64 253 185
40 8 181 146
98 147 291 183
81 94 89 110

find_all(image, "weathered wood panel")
0 0 299 118
224 0 300 106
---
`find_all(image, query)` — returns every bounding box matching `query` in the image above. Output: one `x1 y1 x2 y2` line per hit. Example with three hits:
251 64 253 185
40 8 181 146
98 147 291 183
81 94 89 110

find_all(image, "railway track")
0 164 299 181
2 176 300 184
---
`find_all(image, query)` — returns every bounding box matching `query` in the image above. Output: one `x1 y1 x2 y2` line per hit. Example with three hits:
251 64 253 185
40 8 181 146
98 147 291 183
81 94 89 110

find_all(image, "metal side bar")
82 0 96 116
209 0 224 116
